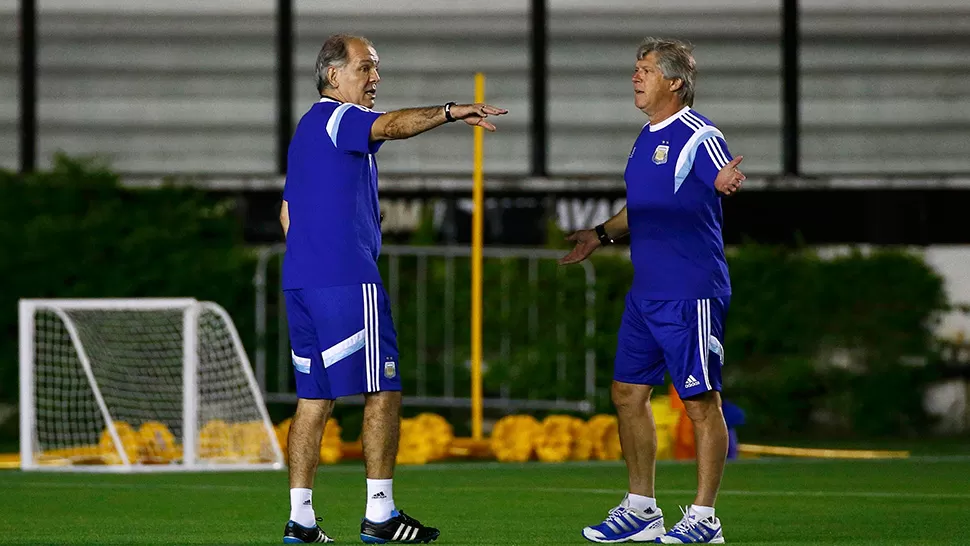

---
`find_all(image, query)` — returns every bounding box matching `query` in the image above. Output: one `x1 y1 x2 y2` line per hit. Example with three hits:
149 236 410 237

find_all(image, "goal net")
19 299 284 472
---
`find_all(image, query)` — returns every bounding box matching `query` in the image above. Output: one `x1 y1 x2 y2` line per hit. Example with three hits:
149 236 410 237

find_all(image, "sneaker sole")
284 535 334 544
658 537 725 544
360 532 440 544
582 527 666 543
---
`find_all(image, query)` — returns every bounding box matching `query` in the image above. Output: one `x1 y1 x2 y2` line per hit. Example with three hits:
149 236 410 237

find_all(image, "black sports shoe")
360 510 440 544
283 518 335 543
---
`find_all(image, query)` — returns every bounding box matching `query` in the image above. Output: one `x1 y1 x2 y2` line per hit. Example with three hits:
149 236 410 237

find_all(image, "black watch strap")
595 224 613 246
444 102 457 122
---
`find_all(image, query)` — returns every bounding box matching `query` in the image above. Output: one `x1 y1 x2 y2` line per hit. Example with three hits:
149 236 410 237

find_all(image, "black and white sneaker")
283 518 335 543
360 510 440 544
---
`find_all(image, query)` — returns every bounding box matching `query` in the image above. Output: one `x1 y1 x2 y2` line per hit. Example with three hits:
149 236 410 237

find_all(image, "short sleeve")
326 103 383 154
692 135 733 188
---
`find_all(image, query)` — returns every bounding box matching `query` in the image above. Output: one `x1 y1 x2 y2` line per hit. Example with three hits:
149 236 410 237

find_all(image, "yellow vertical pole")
471 73 485 441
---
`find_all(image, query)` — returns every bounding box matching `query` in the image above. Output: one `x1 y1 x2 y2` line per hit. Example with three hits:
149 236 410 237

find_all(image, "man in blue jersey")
279 34 506 544
560 38 745 544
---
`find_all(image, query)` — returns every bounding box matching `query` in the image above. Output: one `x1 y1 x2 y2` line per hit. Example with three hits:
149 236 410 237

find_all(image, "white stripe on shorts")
371 284 380 391
362 283 381 392
362 284 373 391
697 299 712 390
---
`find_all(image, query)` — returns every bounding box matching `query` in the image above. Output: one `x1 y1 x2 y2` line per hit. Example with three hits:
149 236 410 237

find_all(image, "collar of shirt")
649 105 691 132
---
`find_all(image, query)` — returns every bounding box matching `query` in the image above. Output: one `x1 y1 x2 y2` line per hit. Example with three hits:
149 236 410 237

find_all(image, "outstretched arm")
692 135 745 196
370 103 507 142
280 200 289 239
558 206 629 265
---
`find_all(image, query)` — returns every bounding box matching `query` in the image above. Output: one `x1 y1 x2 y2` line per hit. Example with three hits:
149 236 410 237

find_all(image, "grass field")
1 458 969 545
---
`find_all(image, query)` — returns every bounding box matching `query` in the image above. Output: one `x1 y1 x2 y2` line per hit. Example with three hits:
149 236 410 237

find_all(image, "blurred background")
2 0 969 453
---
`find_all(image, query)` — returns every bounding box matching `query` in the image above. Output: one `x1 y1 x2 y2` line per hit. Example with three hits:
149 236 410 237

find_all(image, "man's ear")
328 66 339 88
669 77 684 94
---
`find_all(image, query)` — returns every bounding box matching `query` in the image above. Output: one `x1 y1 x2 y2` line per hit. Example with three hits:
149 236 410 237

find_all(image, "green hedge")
0 156 257 406
352 244 948 438
722 245 948 437
0 159 951 440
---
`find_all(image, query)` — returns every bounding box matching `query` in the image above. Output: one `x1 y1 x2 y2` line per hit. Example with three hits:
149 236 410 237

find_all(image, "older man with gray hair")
561 37 744 544
279 34 506 544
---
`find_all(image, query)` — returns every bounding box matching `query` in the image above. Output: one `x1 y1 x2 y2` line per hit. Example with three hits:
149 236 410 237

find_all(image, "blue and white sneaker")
582 496 665 543
658 506 724 544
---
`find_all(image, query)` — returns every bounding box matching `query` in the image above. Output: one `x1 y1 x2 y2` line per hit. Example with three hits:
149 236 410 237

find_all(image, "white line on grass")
5 456 968 497
6 455 967 481
4 481 274 492
527 487 970 500
7 481 970 501
371 455 970 470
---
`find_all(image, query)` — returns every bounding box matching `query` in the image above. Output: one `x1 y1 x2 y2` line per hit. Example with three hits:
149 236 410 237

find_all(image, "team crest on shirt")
384 359 397 379
652 143 669 165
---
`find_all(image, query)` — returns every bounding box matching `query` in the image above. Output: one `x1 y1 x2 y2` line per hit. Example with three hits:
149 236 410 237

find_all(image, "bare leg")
612 381 657 497
288 398 334 489
362 390 401 479
683 391 728 507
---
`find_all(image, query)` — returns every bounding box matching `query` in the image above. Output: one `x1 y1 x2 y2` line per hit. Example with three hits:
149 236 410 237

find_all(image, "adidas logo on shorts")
684 375 701 388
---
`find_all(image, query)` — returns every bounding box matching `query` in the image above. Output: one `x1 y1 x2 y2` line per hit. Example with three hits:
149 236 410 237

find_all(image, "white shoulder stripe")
326 103 355 147
713 138 731 166
703 139 728 169
707 136 731 167
674 125 725 192
679 115 703 131
683 111 707 127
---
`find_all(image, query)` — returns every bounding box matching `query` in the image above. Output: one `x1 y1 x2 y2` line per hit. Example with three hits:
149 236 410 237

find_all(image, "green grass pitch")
1 458 969 545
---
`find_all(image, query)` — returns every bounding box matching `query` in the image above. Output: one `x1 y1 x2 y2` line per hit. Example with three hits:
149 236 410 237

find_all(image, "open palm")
558 229 600 265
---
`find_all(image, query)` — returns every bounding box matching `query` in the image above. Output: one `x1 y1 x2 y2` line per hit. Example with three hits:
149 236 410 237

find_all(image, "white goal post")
19 298 284 472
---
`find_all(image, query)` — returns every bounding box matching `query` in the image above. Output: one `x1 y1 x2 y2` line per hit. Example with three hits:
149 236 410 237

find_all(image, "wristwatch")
444 102 457 122
595 224 614 246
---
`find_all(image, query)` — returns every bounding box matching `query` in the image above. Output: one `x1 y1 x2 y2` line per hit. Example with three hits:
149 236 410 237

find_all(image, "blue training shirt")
624 106 732 301
282 97 385 290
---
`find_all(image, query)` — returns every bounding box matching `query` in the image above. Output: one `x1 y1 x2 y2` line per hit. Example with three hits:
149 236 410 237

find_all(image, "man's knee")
611 381 652 411
363 391 401 416
682 391 723 423
295 398 335 426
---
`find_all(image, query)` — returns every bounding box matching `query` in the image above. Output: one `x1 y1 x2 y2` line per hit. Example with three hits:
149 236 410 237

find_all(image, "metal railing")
254 245 597 413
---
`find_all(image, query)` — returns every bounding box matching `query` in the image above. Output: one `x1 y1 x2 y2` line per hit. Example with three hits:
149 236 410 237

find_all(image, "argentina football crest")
652 143 669 165
384 358 397 379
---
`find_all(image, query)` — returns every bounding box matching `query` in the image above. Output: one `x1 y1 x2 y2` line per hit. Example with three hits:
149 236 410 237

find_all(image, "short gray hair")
636 37 696 106
315 34 374 94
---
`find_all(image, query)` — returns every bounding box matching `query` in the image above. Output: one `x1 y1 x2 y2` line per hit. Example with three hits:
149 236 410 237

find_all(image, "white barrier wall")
19 0 970 13
1 1 968 174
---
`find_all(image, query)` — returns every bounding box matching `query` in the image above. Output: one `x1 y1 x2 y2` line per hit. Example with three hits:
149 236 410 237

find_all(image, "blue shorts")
614 293 729 398
284 283 401 399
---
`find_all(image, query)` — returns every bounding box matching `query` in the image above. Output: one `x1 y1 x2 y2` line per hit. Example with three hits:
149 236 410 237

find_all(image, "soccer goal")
19 298 284 472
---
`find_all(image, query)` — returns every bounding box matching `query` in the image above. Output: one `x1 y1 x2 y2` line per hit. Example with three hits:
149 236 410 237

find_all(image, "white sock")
289 488 316 527
690 504 715 521
626 493 658 513
365 479 396 522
